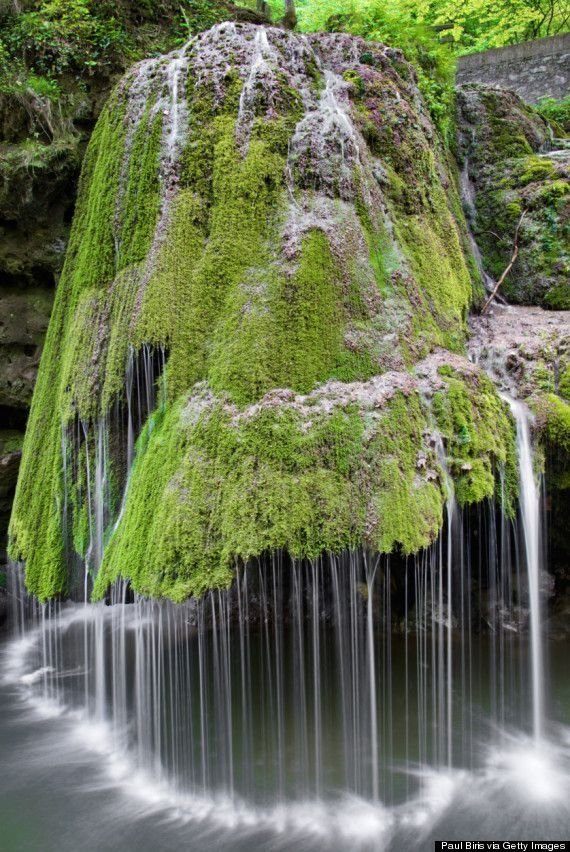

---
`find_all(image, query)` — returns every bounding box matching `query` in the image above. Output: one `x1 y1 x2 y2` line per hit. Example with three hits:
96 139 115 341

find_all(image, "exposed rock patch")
469 304 570 398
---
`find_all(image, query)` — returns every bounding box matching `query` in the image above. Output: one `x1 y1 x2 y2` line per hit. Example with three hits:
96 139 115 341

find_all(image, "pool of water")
1 617 569 852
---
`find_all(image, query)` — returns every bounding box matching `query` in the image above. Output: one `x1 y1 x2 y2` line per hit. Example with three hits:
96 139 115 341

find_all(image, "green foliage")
173 0 239 40
3 0 128 77
404 0 570 50
536 96 570 135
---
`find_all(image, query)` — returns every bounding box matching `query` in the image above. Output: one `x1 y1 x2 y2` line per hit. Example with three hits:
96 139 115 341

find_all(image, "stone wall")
457 33 570 103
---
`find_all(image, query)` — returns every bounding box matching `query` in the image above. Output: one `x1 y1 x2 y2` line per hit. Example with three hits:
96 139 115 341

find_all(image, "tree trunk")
283 0 297 29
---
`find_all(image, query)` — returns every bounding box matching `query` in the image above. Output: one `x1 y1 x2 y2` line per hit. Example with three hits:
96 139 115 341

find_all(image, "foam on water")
484 737 570 804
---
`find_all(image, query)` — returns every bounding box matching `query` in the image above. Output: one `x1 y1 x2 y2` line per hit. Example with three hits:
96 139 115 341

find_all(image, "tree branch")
480 210 527 315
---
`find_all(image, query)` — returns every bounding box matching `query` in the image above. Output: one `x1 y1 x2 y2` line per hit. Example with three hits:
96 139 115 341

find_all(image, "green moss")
0 431 25 453
393 186 472 353
432 369 518 513
93 388 444 600
536 393 570 454
481 90 535 162
368 394 443 554
534 361 556 393
117 105 163 270
515 156 557 187
460 88 569 308
11 34 512 602
559 364 570 401
535 95 570 135
91 362 519 603
64 88 128 301
343 69 365 96
7 81 131 599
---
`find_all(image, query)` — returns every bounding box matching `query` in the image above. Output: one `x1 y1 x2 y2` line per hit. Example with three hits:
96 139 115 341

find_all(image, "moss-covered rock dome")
9 23 518 602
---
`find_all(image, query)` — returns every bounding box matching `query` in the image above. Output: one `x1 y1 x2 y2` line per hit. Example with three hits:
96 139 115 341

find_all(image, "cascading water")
505 398 544 742
4 469 569 849
469 309 558 747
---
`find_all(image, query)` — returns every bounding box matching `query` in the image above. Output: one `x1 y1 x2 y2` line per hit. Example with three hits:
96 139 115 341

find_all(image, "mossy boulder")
457 84 570 309
10 24 516 602
0 430 23 567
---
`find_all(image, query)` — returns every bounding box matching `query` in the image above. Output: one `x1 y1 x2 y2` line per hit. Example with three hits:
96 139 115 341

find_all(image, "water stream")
505 398 544 742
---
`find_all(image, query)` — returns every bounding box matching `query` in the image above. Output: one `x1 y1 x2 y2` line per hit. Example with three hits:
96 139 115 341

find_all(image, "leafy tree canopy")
292 0 570 52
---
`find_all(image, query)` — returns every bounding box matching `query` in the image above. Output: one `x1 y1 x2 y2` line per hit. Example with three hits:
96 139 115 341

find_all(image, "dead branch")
481 210 527 315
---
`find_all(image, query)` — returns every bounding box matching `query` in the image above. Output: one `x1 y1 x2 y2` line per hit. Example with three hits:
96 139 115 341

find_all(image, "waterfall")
5 422 567 846
6 383 552 804
505 397 544 742
459 162 496 296
472 325 547 744
3 23 567 848
5 498 550 807
58 343 167 596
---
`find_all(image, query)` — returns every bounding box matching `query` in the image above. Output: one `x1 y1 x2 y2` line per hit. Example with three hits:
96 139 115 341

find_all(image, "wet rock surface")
8 23 506 602
469 304 570 397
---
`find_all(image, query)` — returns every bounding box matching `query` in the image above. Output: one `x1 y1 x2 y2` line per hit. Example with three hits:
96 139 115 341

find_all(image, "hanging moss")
432 368 518 514
534 393 570 455
93 388 438 601
118 106 163 271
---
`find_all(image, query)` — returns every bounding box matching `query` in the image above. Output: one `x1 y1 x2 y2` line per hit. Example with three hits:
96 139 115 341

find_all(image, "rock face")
470 304 570 483
0 99 80 574
457 84 570 309
9 23 520 602
469 305 570 400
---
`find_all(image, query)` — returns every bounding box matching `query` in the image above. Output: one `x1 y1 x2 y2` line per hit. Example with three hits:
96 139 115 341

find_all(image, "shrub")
536 96 570 135
3 0 128 77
